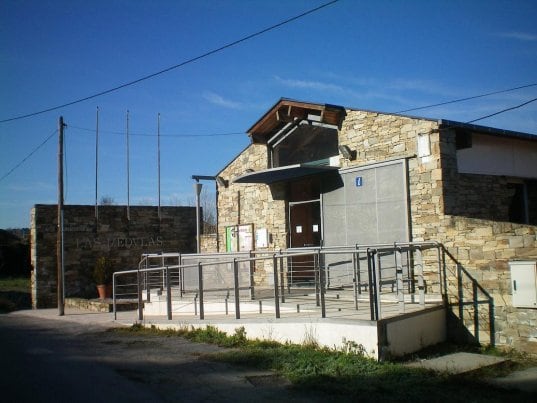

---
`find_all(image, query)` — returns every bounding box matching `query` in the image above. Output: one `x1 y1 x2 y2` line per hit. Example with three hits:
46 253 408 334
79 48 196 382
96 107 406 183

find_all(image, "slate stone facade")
215 103 537 354
31 205 197 308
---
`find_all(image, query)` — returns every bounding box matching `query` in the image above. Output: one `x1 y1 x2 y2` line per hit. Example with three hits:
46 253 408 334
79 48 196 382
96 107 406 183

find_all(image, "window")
455 129 472 150
508 182 529 224
269 121 338 168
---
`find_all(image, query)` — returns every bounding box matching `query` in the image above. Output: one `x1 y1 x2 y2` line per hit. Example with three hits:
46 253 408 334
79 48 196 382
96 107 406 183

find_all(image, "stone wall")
437 129 537 353
216 143 287 284
339 110 442 243
31 205 197 308
200 234 218 253
217 143 287 250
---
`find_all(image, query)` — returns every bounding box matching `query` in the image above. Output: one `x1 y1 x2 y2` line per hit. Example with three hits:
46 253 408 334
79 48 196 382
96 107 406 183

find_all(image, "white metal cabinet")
510 261 537 308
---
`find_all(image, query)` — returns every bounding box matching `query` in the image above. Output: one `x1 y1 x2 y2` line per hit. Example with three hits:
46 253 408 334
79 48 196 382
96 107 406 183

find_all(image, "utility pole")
57 116 65 316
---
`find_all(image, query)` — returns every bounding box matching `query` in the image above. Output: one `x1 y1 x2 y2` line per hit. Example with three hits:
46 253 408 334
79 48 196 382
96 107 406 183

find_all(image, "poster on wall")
226 224 253 252
255 228 268 248
225 226 237 252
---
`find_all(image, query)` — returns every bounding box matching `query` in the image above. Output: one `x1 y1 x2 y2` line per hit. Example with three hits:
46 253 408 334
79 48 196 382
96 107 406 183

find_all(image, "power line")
0 0 340 124
466 96 537 124
67 124 245 137
3 89 535 184
395 82 537 114
0 129 57 182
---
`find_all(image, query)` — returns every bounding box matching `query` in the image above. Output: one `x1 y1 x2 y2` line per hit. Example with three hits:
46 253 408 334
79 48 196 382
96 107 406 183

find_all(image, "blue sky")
1 0 536 228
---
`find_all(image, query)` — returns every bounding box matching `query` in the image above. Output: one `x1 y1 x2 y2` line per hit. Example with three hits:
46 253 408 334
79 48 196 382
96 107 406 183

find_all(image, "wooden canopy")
247 98 346 143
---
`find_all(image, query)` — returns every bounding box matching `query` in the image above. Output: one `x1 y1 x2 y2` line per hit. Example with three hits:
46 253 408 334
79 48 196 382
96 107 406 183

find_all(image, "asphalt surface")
0 309 321 403
1 308 536 402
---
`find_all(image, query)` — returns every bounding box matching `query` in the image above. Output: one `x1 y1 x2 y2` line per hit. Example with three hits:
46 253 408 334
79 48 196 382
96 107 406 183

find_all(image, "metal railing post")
375 250 382 319
415 247 425 307
473 280 479 344
441 248 448 305
198 262 204 320
319 251 326 318
315 254 320 307
436 244 442 296
166 266 172 320
457 263 464 320
280 256 285 303
356 247 362 295
137 266 143 321
353 251 359 310
113 273 117 320
489 297 495 347
178 252 184 298
144 257 151 302
233 258 241 319
272 254 280 319
367 249 377 321
395 245 405 313
249 251 255 300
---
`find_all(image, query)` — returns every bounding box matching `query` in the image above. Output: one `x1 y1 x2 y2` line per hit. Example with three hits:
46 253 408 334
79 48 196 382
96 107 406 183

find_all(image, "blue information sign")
355 176 363 187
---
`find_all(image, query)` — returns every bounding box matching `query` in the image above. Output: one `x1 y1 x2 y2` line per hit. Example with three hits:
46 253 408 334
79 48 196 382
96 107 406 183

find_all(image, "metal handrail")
113 242 444 321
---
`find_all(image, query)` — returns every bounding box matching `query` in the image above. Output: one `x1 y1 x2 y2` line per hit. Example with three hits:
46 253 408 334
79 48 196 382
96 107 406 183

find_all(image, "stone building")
213 98 537 353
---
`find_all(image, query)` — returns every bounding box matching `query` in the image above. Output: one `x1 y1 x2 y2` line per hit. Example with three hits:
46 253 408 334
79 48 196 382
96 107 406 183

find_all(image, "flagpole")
95 107 99 220
157 113 161 220
126 110 130 220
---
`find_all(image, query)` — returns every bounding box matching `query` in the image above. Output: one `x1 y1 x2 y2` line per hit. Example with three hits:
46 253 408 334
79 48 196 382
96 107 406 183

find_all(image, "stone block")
509 236 524 248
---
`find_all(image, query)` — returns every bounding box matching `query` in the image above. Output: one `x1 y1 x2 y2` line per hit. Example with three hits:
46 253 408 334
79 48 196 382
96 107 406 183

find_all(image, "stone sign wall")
31 204 197 308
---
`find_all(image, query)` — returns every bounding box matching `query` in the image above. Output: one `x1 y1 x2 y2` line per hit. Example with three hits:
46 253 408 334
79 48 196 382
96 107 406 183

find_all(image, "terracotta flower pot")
96 284 112 300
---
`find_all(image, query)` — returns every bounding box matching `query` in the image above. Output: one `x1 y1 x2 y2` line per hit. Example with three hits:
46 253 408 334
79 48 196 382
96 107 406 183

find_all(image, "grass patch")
112 324 534 402
112 324 250 348
0 276 30 293
0 276 31 313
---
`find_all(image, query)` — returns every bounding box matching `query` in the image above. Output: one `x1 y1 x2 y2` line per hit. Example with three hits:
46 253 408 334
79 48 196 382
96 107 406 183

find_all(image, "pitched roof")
248 97 536 142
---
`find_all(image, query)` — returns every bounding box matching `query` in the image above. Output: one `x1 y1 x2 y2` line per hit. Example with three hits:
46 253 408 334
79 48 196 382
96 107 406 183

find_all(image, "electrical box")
509 261 537 308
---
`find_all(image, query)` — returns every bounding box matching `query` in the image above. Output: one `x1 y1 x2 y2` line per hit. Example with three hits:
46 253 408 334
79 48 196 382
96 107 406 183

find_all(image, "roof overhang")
248 98 346 143
439 120 537 142
233 163 339 184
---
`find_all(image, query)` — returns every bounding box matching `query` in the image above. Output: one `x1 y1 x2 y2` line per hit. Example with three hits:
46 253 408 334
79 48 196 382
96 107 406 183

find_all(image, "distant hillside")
5 228 30 244
0 229 31 277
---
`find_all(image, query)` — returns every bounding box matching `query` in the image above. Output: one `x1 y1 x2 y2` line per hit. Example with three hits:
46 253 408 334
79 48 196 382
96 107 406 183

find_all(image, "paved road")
0 309 321 403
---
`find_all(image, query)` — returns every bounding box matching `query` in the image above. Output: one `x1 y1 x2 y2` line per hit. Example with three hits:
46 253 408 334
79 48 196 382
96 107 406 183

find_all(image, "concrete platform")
406 352 537 394
406 352 508 374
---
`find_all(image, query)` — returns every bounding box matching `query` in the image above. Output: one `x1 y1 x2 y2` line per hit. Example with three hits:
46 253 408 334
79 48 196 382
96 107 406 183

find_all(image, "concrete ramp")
406 352 508 374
